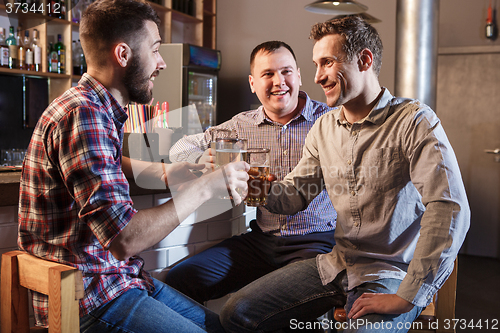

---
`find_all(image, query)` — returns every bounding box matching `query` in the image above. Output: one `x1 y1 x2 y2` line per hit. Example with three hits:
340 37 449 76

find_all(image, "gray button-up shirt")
266 88 470 307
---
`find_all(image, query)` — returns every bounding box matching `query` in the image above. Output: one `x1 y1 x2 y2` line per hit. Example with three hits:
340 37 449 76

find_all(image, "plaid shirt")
18 74 153 327
170 91 337 236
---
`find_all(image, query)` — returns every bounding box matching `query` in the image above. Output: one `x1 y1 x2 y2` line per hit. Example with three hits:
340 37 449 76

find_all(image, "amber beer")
246 166 270 206
245 148 271 207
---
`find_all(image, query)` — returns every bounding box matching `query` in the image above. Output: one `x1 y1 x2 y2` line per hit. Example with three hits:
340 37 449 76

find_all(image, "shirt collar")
79 73 129 126
255 91 314 126
335 87 394 127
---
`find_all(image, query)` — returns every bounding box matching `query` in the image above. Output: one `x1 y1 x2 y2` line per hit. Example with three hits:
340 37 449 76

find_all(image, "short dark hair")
250 41 297 74
80 0 160 67
310 16 383 76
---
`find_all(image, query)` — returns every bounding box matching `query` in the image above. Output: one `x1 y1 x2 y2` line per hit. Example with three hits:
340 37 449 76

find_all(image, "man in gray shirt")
220 16 470 333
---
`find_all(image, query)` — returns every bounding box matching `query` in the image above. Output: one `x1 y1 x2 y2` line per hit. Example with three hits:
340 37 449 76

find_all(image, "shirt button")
347 160 352 165
353 222 359 227
283 125 287 130
283 150 288 156
351 191 356 196
352 131 357 136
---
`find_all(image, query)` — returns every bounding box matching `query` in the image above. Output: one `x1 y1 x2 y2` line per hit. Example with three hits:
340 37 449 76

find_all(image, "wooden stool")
1 250 84 333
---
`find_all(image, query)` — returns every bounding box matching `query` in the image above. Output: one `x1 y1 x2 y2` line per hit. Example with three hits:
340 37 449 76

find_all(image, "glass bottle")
32 29 42 72
59 0 66 20
17 26 25 70
79 39 87 74
0 28 9 68
55 34 65 74
48 42 58 73
24 30 34 71
6 26 17 69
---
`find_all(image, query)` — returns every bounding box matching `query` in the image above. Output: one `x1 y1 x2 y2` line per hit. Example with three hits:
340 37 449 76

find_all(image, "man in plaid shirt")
17 0 248 331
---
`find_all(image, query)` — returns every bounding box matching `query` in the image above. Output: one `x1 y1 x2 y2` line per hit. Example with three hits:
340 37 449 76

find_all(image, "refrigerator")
152 43 221 136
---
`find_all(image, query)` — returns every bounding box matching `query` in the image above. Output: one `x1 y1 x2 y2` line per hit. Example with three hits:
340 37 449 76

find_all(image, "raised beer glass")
245 148 270 207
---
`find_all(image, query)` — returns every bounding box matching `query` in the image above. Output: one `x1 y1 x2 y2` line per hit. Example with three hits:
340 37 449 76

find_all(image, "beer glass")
215 138 247 168
210 128 236 152
215 138 247 199
245 148 271 207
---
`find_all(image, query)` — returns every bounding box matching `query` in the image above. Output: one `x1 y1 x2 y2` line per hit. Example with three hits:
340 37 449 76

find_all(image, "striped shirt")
170 91 337 236
18 74 153 327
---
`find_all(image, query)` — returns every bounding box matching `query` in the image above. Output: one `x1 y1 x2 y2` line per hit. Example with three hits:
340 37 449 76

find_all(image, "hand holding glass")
245 148 271 207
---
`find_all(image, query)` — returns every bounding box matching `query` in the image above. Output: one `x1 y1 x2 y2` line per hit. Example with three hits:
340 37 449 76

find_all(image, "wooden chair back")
1 250 84 333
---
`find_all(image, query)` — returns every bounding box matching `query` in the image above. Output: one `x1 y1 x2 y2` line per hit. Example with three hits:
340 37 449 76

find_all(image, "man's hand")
198 148 216 172
348 293 414 319
209 161 249 205
161 162 205 190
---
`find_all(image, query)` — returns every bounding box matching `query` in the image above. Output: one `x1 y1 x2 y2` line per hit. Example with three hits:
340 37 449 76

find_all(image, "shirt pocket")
361 147 403 192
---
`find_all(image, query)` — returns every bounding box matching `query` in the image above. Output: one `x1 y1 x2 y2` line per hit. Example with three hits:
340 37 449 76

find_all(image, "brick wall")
0 195 257 326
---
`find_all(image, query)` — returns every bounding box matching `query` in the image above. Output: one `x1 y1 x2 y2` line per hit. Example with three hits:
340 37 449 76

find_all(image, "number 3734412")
5 2 62 15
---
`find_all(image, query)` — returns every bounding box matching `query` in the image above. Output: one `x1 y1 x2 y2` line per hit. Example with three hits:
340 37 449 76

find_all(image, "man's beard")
122 54 154 105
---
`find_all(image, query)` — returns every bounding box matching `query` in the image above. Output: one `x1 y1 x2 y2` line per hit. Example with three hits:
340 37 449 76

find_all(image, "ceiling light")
305 0 368 15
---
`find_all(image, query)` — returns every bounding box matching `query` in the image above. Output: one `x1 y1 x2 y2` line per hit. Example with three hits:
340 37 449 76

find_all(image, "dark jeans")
165 220 336 304
219 258 423 333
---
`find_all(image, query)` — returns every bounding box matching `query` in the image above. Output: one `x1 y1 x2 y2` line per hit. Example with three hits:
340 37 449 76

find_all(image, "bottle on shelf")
17 26 25 70
6 26 17 70
48 42 58 73
31 29 42 72
79 39 87 74
24 31 34 71
55 34 65 74
59 0 67 20
0 28 9 68
72 39 86 75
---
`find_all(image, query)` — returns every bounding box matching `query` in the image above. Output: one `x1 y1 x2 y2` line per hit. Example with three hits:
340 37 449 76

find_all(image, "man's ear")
358 48 374 72
114 42 132 68
297 67 302 86
249 74 255 93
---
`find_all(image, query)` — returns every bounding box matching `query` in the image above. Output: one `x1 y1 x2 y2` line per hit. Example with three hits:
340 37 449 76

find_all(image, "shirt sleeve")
52 104 136 250
396 103 470 307
168 120 238 163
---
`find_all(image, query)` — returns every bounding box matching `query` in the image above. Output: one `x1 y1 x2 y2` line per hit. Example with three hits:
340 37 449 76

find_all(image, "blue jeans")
80 278 224 333
165 221 336 304
220 258 423 333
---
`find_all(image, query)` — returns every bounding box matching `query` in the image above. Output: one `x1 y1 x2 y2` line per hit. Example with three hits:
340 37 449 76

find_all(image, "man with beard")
219 17 470 333
17 0 249 332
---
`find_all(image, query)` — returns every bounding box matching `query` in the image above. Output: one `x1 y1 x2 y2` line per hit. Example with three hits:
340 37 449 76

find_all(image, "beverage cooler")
152 43 221 136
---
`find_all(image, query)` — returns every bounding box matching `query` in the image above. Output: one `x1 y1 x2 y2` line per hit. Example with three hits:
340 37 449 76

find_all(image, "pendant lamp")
305 0 368 15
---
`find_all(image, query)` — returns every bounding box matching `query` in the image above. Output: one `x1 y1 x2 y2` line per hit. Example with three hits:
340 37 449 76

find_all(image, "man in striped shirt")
166 41 337 304
18 0 248 331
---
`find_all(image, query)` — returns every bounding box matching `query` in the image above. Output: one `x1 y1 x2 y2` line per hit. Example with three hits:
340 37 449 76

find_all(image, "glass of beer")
215 138 248 199
245 148 271 207
211 129 236 151
215 138 248 168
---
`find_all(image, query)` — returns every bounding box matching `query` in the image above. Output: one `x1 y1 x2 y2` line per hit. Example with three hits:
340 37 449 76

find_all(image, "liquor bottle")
79 39 87 74
59 0 66 20
24 31 34 71
48 42 58 73
6 26 17 69
32 29 42 72
0 28 9 68
55 34 65 74
17 27 25 70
